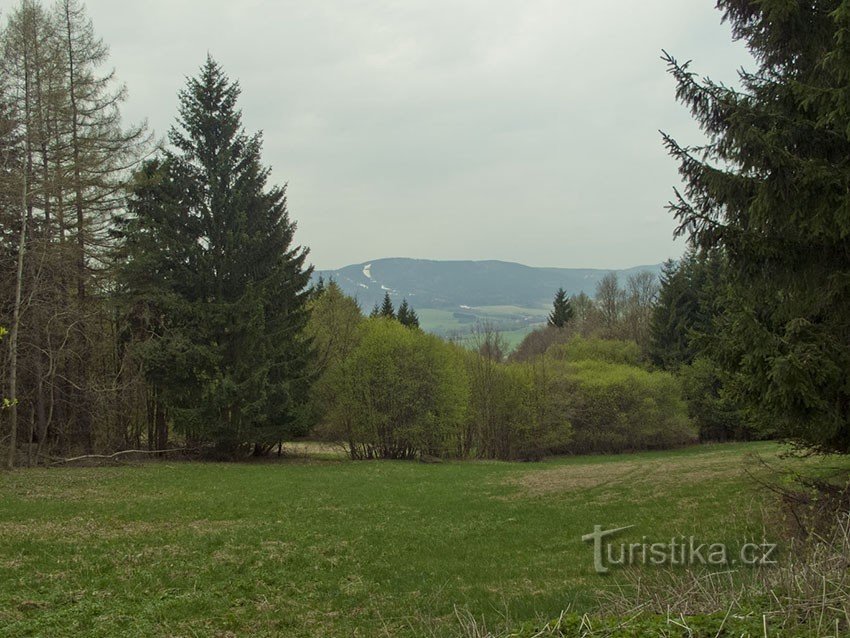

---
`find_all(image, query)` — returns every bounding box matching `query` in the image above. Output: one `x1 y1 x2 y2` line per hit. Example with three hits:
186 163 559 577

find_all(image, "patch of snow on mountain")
363 263 372 279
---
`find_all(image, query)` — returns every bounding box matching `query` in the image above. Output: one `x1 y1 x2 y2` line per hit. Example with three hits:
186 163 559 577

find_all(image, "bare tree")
595 272 625 335
623 271 658 348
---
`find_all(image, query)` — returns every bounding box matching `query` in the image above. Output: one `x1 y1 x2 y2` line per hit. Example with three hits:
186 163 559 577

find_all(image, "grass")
0 442 800 637
416 305 547 351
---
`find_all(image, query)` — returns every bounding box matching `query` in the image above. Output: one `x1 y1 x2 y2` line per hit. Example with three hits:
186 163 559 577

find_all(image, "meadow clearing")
0 442 805 637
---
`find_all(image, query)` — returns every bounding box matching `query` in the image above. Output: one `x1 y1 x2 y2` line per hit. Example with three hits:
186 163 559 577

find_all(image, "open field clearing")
0 442 808 637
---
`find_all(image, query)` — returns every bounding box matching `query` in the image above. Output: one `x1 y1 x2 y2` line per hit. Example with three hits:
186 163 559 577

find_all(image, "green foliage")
118 58 313 456
379 292 395 319
318 318 468 459
547 288 574 328
464 356 572 460
305 281 363 373
548 335 642 366
664 2 850 453
558 359 696 454
396 299 420 328
648 252 750 442
648 250 726 371
681 357 753 443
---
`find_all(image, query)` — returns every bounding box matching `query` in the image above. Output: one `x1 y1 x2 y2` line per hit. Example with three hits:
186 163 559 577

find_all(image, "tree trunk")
7 153 28 471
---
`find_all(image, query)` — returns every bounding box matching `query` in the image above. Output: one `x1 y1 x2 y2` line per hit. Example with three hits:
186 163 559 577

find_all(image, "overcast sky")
66 1 751 270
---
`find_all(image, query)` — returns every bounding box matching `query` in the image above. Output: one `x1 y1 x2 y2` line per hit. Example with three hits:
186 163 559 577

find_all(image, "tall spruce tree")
379 292 395 319
119 57 313 456
547 288 574 328
664 1 850 453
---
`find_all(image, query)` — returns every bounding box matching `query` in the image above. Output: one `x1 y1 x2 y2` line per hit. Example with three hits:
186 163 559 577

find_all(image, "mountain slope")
313 258 662 310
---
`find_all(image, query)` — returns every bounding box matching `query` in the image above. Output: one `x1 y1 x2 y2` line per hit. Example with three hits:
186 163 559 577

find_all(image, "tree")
397 299 419 328
622 271 657 348
547 287 574 328
306 281 362 374
663 2 850 453
1 0 148 462
649 250 723 370
318 319 468 460
595 272 624 334
120 57 312 456
379 292 395 319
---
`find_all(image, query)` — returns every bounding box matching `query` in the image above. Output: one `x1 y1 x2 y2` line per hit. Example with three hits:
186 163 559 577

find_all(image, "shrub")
316 319 468 459
509 325 572 363
560 359 696 454
547 335 642 366
463 346 572 461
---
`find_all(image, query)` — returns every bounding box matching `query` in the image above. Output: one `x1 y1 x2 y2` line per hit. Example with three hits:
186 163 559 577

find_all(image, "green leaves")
120 59 313 456
664 3 850 452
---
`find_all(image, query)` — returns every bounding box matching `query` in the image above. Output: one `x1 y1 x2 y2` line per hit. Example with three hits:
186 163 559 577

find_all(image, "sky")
45 0 752 270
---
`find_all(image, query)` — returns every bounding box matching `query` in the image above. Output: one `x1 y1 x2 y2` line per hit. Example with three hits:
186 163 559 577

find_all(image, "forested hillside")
313 258 662 310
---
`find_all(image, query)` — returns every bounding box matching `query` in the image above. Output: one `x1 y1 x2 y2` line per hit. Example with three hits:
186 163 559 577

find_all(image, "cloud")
80 0 753 269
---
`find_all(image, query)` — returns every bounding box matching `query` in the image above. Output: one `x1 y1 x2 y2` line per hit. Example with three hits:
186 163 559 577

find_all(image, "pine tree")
397 299 420 328
664 1 850 453
379 292 395 319
547 288 574 328
369 303 381 318
120 57 312 456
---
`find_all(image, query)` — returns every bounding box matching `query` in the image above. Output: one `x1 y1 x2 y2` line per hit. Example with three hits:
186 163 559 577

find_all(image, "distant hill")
313 258 663 311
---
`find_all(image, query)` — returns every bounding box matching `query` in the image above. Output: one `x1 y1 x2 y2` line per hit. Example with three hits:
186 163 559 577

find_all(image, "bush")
509 325 572 363
464 356 572 460
547 335 642 366
559 359 696 454
316 318 468 459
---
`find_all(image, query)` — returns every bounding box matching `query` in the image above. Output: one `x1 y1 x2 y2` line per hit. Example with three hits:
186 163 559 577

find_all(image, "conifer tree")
547 288 574 328
664 1 850 453
120 57 313 456
397 299 420 328
379 292 395 319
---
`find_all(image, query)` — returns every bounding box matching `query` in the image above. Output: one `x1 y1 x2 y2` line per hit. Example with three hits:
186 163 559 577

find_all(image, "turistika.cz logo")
581 525 778 574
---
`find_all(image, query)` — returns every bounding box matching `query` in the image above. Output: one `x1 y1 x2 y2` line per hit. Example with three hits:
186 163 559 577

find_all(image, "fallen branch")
50 448 193 465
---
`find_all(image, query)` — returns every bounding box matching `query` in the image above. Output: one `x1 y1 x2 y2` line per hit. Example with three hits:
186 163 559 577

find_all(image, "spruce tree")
120 57 313 456
664 1 850 453
397 299 420 328
547 288 574 328
379 292 395 319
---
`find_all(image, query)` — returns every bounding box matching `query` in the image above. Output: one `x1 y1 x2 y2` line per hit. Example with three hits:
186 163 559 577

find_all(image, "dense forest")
2 0 849 470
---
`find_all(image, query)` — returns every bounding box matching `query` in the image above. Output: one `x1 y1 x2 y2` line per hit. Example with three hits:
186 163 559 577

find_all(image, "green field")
416 305 548 351
0 443 793 637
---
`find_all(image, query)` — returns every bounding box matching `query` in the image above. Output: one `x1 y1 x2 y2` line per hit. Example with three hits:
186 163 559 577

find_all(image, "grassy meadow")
0 442 803 637
415 305 548 350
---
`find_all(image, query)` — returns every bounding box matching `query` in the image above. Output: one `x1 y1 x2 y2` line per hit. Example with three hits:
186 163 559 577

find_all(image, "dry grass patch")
506 447 764 498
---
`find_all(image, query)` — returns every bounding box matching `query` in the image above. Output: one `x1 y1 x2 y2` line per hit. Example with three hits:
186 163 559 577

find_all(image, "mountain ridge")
313 257 664 310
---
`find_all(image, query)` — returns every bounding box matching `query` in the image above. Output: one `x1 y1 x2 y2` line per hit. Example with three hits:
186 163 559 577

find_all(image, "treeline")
4 0 849 466
511 255 755 445
0 1 312 466
306 281 695 460
0 0 150 468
